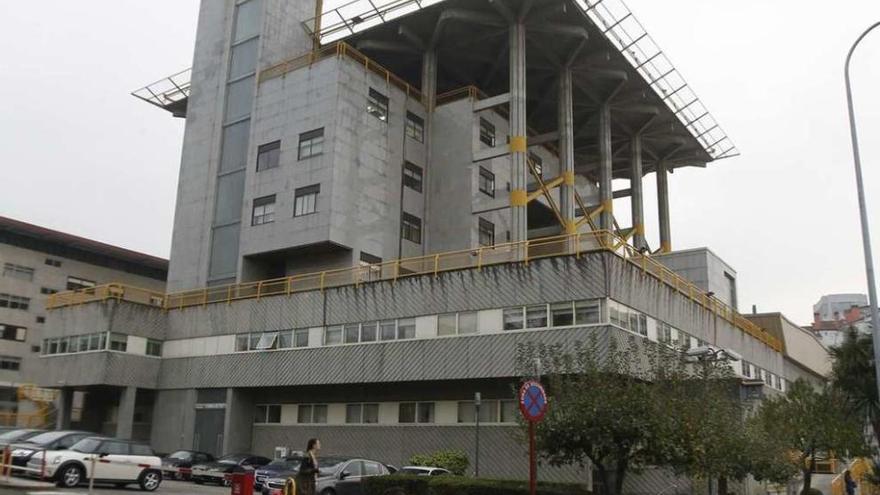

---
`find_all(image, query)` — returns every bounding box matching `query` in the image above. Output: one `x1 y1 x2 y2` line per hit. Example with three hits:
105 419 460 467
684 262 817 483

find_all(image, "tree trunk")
802 452 815 492
718 476 728 495
595 462 627 495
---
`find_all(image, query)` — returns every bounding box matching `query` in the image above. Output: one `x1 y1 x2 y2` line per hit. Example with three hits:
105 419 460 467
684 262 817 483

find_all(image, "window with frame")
0 357 21 372
36 316 45 324
399 402 434 423
254 404 282 424
346 403 379 424
405 112 424 142
255 331 279 350
0 294 29 311
367 88 389 122
0 324 26 342
550 302 574 327
2 263 33 281
257 140 281 171
741 361 752 378
457 400 500 423
251 195 276 225
297 404 328 424
109 333 127 352
380 320 397 341
401 212 422 244
397 318 415 339
294 184 320 216
478 167 495 197
324 326 343 345
500 400 518 423
403 162 423 193
526 305 548 329
360 322 378 342
478 218 495 247
146 339 162 357
40 287 58 295
574 300 600 324
658 322 672 344
479 118 496 147
66 276 96 291
294 328 310 348
528 152 543 177
45 258 62 267
503 307 524 331
298 128 324 160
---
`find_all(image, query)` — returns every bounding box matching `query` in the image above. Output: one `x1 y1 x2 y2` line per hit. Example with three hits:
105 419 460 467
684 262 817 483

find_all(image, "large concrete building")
0 216 166 427
33 0 826 490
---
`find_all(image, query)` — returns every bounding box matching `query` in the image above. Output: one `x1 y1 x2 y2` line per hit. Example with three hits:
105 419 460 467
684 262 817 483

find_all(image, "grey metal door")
193 409 225 456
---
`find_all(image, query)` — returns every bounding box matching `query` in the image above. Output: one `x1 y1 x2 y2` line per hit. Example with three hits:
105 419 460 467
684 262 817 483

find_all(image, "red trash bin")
228 468 255 495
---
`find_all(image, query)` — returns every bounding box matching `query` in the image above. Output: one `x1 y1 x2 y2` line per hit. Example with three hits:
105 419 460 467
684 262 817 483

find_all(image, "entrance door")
193 409 225 456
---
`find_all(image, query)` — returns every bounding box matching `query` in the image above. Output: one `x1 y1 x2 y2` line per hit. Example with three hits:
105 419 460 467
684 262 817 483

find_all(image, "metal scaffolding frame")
130 68 192 117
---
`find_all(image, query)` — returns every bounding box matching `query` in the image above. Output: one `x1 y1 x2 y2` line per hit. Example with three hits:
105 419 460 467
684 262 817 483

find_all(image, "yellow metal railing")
47 232 783 351
832 458 879 495
260 42 424 103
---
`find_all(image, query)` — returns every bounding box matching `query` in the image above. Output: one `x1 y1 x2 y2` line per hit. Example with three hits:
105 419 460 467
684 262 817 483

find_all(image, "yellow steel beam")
526 159 566 227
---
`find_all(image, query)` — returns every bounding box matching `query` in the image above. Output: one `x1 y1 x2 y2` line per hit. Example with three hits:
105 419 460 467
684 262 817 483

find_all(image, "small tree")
753 379 868 492
408 450 469 476
830 328 880 446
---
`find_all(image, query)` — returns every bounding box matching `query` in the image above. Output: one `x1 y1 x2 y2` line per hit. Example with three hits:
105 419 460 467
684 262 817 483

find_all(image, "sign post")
519 380 548 495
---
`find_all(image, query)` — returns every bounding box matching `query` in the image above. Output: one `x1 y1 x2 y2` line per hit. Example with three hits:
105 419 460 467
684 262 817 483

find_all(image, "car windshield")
0 430 38 442
217 454 248 464
23 431 74 446
69 438 102 453
266 459 301 470
401 468 429 475
168 451 193 460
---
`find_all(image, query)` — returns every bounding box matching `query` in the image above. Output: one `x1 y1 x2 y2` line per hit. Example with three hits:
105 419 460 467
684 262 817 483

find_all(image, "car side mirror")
340 471 351 480
98 452 109 458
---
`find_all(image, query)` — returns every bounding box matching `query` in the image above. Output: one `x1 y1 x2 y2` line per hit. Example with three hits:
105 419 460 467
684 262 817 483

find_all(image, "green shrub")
363 475 591 495
408 450 470 476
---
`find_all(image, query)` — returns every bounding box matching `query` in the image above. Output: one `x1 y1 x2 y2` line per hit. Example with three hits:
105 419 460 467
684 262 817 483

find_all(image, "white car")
28 436 162 491
399 466 451 476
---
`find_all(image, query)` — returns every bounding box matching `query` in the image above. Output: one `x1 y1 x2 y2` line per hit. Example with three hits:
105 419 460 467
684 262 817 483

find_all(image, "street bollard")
88 455 96 494
3 446 10 482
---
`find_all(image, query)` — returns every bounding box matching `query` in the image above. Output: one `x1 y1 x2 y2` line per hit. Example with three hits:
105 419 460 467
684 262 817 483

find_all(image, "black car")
262 456 390 495
191 453 271 485
9 430 92 469
161 450 214 480
254 456 303 491
0 429 45 448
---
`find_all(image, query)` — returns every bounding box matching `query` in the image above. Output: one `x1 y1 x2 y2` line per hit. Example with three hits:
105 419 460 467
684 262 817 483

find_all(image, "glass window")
479 118 496 146
363 461 383 476
233 0 262 42
344 324 360 344
225 75 255 122
437 314 456 336
297 405 312 424
256 140 281 172
89 333 102 351
45 258 62 267
0 324 26 342
500 400 518 423
220 120 251 173
236 334 250 352
457 402 475 423
367 88 389 122
346 404 362 424
254 405 269 423
251 195 276 225
66 276 96 291
325 326 343 345
294 329 310 348
361 322 378 342
458 312 477 334
363 404 379 424
398 403 416 423
109 333 127 352
103 441 130 455
526 305 548 329
131 444 153 456
313 405 327 424
277 331 293 349
403 162 423 193
298 128 324 160
380 321 397 341
401 213 422 244
550 302 574 327
398 319 415 339
405 112 424 142
249 333 261 350
229 37 259 79
255 331 278 350
658 322 672 344
609 303 627 329
417 402 434 423
2 263 34 282
478 218 495 247
209 223 241 281
503 307 524 331
478 167 495 197
294 184 319 217
146 339 162 357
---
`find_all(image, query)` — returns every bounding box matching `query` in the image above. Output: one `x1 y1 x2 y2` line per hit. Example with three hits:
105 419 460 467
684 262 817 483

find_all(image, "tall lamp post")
844 21 880 400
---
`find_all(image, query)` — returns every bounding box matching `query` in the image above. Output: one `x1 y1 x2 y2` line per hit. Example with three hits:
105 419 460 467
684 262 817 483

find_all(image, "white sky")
0 1 878 325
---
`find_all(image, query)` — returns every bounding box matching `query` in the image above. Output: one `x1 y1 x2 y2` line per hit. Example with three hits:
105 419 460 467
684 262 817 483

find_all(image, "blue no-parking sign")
519 380 548 422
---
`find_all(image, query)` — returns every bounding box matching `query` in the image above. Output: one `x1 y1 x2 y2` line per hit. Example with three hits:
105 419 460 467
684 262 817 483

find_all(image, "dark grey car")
262 456 390 495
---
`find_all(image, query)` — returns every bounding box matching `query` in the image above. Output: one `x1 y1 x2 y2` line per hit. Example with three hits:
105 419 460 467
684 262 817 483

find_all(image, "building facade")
32 0 821 491
0 216 166 427
809 293 873 348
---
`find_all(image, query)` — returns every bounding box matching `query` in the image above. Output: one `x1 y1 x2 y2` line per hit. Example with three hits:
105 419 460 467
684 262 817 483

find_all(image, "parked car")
161 450 214 480
191 453 271 485
0 429 45 448
28 436 162 491
254 455 303 492
262 456 390 495
398 466 451 476
9 430 92 469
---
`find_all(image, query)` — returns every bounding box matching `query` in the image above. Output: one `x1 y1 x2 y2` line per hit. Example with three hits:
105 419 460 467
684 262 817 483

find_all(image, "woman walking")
845 469 857 495
297 438 321 495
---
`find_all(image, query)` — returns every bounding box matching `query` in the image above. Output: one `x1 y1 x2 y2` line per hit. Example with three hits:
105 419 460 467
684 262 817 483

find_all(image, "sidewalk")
0 477 56 491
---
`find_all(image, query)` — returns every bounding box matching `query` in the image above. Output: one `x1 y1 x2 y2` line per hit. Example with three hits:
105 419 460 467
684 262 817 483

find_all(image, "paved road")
0 479 230 494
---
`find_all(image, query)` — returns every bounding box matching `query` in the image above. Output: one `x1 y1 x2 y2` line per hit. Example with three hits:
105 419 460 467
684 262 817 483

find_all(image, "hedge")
364 475 592 495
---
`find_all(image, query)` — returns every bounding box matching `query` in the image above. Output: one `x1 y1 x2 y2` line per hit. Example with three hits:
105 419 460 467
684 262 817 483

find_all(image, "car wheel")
222 477 232 487
139 470 162 492
194 478 204 484
56 464 83 488
321 489 337 495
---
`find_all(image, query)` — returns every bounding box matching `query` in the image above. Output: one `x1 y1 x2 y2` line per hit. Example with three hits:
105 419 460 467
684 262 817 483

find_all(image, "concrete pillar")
509 22 528 244
657 161 672 252
598 102 613 231
115 386 137 439
421 49 437 253
630 135 645 249
558 67 576 234
56 388 72 430
421 50 437 112
222 388 254 454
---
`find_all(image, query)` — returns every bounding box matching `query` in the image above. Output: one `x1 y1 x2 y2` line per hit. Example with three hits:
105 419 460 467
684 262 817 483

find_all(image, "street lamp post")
844 21 880 403
474 392 481 478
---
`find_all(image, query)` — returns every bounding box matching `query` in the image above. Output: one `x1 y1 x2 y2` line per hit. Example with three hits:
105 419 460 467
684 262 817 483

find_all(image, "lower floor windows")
504 299 602 331
0 324 26 342
346 403 379 424
457 399 517 424
43 332 107 355
254 404 281 424
297 404 328 424
0 357 20 372
146 339 163 357
398 402 434 424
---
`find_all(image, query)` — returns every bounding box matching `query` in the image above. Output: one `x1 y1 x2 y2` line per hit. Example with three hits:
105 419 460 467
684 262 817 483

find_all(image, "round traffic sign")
519 380 548 422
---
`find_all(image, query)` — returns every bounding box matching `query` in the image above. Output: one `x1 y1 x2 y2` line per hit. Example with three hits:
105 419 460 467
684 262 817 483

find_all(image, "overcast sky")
1 1 878 325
